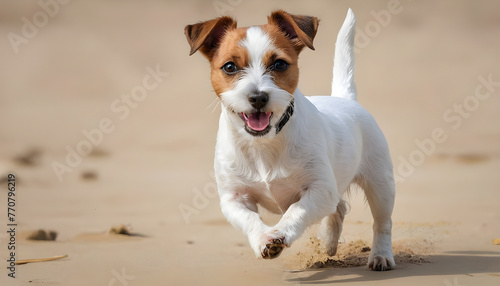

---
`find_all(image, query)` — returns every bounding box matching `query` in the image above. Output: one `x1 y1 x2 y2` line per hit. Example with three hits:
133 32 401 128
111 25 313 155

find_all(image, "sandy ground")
1 0 499 285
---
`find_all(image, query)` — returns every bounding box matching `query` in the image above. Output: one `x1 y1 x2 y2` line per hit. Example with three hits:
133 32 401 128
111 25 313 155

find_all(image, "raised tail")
331 8 357 101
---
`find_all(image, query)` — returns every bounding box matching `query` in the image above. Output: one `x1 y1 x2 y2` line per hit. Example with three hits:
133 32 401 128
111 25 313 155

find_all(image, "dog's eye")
222 62 238 75
273 60 289 71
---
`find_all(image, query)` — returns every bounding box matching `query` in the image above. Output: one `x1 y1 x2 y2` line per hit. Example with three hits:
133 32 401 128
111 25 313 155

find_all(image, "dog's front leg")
219 192 279 258
263 181 339 259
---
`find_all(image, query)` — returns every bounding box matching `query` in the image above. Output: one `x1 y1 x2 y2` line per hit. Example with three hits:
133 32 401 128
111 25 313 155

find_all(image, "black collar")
275 101 294 134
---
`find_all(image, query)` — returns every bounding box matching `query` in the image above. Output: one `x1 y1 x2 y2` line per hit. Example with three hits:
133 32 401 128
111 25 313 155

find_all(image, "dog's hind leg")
358 166 396 271
319 199 347 256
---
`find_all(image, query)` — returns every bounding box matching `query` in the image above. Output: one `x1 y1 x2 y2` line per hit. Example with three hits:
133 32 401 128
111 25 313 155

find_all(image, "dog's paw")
257 230 289 259
249 229 291 259
325 243 338 257
368 254 395 271
261 237 285 259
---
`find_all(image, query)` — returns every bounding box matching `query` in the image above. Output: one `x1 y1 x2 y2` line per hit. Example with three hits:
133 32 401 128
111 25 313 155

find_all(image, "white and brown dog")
185 9 396 271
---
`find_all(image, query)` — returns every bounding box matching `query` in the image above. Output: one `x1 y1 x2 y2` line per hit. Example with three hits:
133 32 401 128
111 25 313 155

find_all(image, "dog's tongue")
246 111 272 132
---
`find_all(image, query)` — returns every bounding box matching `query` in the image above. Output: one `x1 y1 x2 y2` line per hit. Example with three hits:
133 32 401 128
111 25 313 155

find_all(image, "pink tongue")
247 112 272 131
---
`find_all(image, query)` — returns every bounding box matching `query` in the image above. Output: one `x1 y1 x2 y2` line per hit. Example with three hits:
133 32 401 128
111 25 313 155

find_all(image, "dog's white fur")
205 9 395 270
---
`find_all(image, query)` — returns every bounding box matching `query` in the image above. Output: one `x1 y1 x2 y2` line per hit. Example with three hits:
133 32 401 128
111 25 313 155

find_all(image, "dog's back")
307 7 393 196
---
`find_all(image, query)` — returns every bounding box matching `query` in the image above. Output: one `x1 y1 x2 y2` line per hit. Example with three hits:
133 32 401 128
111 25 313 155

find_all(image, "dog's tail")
331 8 357 101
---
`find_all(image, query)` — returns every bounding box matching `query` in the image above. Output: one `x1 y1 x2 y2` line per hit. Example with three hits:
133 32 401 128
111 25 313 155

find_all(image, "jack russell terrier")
185 9 396 271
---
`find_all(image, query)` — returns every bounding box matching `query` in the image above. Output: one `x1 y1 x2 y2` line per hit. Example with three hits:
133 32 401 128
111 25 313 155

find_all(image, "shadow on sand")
283 251 500 284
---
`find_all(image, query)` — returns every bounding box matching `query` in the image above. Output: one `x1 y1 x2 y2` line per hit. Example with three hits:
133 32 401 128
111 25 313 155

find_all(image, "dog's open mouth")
239 111 273 136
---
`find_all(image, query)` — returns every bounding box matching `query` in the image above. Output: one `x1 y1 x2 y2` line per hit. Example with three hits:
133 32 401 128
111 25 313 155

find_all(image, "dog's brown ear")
268 10 319 51
185 16 237 60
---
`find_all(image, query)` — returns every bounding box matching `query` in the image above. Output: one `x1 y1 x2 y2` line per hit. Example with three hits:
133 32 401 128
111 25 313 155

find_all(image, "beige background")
0 0 499 285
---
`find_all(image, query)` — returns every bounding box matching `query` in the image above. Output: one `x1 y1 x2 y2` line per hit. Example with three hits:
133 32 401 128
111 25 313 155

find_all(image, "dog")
184 9 396 271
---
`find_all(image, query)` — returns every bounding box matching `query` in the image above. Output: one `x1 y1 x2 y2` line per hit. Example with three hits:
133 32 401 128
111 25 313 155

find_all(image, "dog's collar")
275 101 294 134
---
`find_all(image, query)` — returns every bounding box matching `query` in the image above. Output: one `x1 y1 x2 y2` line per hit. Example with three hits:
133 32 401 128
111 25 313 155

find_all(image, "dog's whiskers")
206 97 222 113
211 100 221 113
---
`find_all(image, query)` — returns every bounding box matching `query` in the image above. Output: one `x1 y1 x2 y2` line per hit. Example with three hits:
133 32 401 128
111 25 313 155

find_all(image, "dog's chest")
218 137 311 213
246 174 306 214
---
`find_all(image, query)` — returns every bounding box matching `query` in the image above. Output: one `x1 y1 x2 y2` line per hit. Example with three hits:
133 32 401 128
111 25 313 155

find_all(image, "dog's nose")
248 92 269 109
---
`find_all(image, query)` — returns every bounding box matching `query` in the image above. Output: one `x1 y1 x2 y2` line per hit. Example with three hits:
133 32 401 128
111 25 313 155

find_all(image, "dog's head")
185 11 318 138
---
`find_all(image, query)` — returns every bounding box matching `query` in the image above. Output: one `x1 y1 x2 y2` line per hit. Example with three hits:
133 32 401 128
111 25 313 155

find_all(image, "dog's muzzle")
239 111 273 136
238 101 294 137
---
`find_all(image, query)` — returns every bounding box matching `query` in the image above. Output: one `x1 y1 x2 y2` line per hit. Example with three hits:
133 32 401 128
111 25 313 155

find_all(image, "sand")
0 0 499 285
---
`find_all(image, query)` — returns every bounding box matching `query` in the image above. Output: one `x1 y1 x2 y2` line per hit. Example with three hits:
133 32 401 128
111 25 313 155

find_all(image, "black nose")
248 92 269 109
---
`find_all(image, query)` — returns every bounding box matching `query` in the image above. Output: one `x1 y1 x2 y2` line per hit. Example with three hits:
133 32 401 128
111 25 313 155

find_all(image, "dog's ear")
185 16 237 60
267 10 319 51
